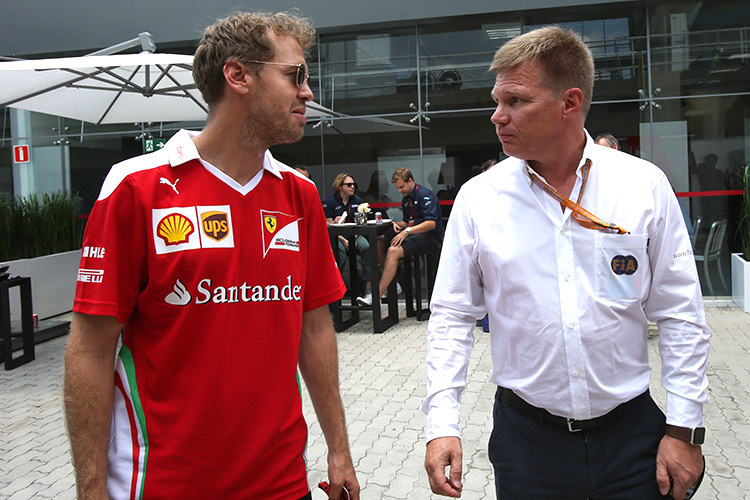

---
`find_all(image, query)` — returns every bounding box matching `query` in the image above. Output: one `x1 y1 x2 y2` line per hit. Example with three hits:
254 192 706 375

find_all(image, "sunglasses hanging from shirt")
528 158 628 234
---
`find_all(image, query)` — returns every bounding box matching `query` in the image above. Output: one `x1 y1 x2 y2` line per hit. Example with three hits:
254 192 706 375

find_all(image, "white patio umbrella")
0 53 334 125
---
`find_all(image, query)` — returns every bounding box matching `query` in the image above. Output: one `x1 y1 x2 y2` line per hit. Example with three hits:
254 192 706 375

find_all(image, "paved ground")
1 301 748 499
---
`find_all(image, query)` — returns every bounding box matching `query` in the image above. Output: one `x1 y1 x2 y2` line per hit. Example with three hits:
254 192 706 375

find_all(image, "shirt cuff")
666 392 704 427
424 406 461 443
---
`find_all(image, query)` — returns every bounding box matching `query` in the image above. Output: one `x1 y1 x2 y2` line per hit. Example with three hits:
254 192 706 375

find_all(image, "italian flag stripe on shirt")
112 347 149 500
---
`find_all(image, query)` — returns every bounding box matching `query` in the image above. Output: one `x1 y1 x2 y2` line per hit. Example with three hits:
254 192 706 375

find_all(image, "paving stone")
2 305 749 499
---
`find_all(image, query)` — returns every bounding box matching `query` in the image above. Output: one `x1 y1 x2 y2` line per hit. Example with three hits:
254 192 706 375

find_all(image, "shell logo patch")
153 205 234 254
260 209 301 257
611 255 638 275
157 213 195 246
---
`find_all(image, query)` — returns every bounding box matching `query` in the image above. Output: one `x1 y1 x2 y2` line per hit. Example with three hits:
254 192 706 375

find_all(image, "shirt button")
565 274 572 281
560 228 567 235
573 370 580 378
568 322 575 329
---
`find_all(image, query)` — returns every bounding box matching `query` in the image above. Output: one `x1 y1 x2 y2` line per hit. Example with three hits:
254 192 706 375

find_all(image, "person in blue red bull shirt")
357 167 443 306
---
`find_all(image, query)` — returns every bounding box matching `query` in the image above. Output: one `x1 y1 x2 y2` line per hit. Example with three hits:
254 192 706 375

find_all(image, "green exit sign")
144 138 166 153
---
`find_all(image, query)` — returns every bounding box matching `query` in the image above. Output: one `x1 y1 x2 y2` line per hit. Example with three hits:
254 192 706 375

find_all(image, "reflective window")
648 1 750 98
418 18 516 112
316 28 417 116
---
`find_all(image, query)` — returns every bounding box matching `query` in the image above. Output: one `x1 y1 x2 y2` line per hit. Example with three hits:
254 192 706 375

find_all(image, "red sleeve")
73 177 147 323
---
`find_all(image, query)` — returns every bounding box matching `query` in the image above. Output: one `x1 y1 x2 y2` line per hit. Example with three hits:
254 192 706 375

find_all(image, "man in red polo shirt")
64 11 359 500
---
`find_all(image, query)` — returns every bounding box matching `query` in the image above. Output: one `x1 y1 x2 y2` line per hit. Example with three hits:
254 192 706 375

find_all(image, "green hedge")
0 192 85 261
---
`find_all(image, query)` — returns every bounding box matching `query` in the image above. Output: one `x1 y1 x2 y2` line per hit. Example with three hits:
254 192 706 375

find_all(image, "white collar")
164 129 284 180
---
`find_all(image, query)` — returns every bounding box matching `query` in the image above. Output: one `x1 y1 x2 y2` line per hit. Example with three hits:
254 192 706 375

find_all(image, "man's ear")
222 60 253 96
561 88 584 119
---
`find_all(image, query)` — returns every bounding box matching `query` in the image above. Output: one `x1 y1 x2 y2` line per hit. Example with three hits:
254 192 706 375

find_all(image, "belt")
496 386 649 433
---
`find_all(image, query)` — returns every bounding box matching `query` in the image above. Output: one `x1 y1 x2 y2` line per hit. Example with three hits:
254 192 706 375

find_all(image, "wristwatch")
405 226 411 234
665 424 706 445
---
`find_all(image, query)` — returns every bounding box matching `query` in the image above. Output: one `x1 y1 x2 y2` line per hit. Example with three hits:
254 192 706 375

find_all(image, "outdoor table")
1 276 35 370
328 221 398 333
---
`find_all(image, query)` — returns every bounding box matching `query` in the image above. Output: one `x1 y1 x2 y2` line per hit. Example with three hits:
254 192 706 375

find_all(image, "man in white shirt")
423 26 710 500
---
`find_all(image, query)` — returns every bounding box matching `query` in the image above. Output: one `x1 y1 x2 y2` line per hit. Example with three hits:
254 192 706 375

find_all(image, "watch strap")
665 424 705 445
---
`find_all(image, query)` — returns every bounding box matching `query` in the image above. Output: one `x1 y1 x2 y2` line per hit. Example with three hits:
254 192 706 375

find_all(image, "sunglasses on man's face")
342 182 357 188
246 60 309 87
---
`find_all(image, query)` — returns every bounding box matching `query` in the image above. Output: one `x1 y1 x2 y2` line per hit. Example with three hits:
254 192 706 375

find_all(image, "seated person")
357 168 444 306
322 173 372 296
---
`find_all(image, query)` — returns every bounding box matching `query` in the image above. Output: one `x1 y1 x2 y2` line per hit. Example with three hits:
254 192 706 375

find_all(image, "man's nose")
298 80 314 101
491 104 508 125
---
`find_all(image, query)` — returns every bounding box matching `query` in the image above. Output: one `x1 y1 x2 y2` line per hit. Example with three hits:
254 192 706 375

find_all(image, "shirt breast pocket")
595 233 648 300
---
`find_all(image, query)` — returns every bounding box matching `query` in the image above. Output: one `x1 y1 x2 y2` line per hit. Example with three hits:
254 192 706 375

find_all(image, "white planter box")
2 249 81 320
731 253 750 313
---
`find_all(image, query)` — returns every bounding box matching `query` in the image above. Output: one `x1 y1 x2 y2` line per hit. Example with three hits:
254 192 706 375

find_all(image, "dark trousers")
489 388 671 500
297 493 312 500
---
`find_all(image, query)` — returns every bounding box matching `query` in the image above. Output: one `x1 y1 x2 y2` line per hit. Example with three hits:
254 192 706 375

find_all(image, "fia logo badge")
611 255 638 275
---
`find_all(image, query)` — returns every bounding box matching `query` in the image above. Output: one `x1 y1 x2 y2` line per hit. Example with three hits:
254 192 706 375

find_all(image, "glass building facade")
2 0 748 295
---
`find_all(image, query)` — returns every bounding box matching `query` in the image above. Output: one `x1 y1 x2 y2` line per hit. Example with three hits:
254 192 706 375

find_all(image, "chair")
691 217 701 249
403 246 441 321
1 276 35 370
694 219 728 295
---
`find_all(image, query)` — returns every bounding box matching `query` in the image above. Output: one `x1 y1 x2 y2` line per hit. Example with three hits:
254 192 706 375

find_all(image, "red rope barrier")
77 190 745 217
369 190 743 208
675 189 743 198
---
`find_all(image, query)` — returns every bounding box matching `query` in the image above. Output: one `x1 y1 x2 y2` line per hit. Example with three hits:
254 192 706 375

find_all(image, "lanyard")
528 159 628 234
406 184 418 225
338 194 354 218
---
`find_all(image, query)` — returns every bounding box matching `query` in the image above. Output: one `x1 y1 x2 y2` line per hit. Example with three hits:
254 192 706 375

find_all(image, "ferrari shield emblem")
264 215 277 233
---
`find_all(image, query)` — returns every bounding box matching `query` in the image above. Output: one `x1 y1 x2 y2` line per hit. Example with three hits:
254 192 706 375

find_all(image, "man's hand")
425 437 463 497
298 306 360 499
656 435 704 499
390 230 408 247
326 450 360 500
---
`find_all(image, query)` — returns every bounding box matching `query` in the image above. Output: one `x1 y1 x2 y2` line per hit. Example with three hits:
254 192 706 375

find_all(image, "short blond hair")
332 173 355 194
193 11 315 106
490 26 594 116
391 168 413 183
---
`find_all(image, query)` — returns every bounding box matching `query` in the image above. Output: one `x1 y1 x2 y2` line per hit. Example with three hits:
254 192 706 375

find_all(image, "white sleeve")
422 187 486 442
643 173 711 427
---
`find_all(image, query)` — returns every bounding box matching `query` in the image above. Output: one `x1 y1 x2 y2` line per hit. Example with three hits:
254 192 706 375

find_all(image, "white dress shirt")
423 131 711 443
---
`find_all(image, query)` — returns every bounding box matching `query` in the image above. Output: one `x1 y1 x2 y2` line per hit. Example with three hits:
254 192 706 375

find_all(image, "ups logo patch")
201 211 229 241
